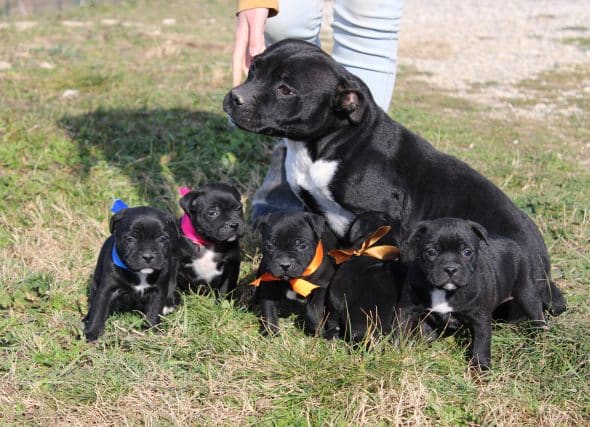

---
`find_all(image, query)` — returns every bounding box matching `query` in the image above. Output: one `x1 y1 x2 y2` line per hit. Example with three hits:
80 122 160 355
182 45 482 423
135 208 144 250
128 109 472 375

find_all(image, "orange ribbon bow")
329 226 400 265
250 241 325 297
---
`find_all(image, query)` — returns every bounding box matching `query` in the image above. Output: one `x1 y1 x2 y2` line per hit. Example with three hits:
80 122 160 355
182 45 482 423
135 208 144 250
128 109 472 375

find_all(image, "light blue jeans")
265 0 404 111
252 0 405 219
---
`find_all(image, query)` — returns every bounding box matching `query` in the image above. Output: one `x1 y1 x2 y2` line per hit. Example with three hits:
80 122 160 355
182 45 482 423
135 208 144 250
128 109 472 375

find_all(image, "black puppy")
223 39 565 318
325 212 405 342
176 183 244 299
83 201 179 341
252 212 337 336
398 218 546 370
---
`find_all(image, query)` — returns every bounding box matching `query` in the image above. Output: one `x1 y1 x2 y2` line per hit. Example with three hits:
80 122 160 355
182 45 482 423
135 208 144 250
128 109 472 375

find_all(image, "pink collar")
179 186 209 246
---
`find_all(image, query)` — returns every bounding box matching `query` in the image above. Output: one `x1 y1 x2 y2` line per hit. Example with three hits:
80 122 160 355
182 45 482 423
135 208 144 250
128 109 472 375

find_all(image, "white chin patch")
226 236 237 242
443 283 457 291
141 268 154 274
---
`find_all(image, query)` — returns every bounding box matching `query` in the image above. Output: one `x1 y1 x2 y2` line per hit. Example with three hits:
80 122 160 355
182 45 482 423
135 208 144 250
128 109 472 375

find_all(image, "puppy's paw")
259 322 279 337
83 327 102 342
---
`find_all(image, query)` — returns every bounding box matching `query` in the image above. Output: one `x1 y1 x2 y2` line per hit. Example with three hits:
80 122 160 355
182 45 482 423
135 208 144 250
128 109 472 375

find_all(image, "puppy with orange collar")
251 212 337 336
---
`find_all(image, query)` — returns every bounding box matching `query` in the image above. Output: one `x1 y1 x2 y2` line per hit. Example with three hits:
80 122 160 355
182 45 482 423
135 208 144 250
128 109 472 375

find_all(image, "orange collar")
250 241 324 297
329 226 400 264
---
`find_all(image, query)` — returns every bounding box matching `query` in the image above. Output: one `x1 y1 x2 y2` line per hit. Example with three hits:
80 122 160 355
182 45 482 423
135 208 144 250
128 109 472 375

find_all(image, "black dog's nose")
279 262 291 272
230 90 244 106
444 265 458 276
142 254 154 264
228 222 240 230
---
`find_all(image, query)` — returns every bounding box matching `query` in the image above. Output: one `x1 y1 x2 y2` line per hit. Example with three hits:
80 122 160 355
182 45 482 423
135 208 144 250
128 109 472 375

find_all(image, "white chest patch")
284 139 355 237
430 289 454 314
133 272 154 295
186 246 222 282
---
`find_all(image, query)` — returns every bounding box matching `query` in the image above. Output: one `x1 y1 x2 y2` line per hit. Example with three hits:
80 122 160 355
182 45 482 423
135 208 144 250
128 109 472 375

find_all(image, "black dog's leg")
259 282 281 336
465 312 493 370
144 288 167 328
514 263 548 329
213 263 240 301
303 287 327 336
83 285 121 341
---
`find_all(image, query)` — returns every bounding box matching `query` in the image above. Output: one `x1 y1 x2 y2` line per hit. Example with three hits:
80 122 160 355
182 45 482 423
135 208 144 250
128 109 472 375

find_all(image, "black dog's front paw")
260 320 279 337
84 326 103 342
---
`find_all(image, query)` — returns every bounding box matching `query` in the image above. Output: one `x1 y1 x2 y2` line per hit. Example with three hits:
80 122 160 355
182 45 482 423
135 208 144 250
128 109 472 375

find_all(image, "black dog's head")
110 206 177 272
179 183 244 243
401 218 489 291
258 212 327 280
223 39 376 140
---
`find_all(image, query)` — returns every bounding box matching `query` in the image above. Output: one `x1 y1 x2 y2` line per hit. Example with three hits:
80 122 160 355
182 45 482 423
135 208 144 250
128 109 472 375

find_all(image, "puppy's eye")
462 248 473 257
157 235 169 245
124 236 136 244
277 84 295 96
295 240 308 251
235 204 243 212
424 248 438 259
207 209 219 218
264 242 275 252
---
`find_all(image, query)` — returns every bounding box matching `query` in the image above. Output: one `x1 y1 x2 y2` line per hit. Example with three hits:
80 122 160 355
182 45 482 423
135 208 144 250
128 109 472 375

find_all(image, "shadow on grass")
58 107 272 212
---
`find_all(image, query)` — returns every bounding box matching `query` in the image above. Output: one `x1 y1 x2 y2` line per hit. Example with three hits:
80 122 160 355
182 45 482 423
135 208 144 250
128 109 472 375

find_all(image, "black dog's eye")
124 236 136 244
235 204 243 212
424 248 438 259
264 242 275 252
462 248 473 257
295 240 308 252
207 209 219 218
277 84 295 96
157 235 169 245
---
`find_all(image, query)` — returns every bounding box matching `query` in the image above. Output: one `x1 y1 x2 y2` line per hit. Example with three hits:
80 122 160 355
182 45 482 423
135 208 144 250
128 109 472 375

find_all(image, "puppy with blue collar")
82 200 180 341
397 218 546 370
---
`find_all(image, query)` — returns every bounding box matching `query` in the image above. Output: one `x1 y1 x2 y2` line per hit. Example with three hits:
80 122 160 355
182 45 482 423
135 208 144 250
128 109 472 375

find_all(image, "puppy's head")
258 212 327 279
110 206 177 272
401 218 488 291
223 39 375 140
179 183 244 243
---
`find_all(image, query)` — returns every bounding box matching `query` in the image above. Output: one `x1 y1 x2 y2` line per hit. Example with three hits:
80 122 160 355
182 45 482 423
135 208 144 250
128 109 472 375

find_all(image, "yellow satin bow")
329 226 400 265
250 241 324 297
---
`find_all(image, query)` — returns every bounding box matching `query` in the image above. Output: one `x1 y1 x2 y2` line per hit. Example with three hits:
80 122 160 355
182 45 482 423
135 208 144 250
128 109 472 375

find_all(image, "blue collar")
112 244 130 270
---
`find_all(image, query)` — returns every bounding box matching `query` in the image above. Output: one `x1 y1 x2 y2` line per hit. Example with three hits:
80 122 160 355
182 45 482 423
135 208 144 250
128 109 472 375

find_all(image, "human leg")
264 0 324 46
332 0 404 111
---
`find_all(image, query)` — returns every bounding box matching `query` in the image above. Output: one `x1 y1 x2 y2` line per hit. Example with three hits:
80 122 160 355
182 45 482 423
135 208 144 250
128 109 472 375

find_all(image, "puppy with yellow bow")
325 212 405 342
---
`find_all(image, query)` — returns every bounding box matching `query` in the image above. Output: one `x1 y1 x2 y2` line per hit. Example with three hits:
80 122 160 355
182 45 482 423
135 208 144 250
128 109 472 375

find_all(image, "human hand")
232 7 268 87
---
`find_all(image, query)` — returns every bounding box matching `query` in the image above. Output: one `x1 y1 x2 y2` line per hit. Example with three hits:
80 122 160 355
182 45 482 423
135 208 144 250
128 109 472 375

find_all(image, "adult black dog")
83 203 179 341
176 183 244 300
252 212 337 336
325 212 405 342
223 39 565 317
398 218 546 369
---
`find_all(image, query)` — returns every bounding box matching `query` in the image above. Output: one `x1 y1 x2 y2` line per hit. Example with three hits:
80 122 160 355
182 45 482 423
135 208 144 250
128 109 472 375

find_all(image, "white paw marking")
162 305 175 315
430 289 454 314
284 139 355 237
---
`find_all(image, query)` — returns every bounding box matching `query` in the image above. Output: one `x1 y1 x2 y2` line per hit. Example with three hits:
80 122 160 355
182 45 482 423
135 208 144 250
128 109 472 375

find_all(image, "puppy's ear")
468 220 489 245
179 190 203 214
227 184 242 203
304 212 327 240
401 221 430 263
109 210 126 234
253 213 272 235
333 79 365 125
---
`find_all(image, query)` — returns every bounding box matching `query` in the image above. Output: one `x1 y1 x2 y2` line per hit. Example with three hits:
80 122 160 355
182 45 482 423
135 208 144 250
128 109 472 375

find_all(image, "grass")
1 0 589 424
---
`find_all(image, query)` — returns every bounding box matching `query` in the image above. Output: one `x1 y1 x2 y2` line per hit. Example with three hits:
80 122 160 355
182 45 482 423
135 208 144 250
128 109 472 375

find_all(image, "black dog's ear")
333 80 365 125
227 184 242 203
468 220 489 245
304 212 327 240
401 221 430 263
253 213 272 235
179 190 203 214
109 210 126 234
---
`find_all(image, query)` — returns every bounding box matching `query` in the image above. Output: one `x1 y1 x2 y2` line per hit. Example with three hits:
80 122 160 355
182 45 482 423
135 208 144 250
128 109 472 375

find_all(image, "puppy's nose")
443 265 458 276
142 254 154 264
228 222 240 230
230 89 244 106
279 262 292 272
